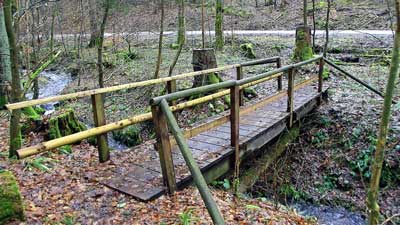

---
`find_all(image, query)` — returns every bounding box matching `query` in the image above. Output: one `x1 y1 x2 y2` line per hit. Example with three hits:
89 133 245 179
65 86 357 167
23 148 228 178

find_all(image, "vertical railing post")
277 58 283 91
287 68 295 128
91 93 109 162
151 104 177 194
230 83 240 181
236 66 244 106
317 58 325 105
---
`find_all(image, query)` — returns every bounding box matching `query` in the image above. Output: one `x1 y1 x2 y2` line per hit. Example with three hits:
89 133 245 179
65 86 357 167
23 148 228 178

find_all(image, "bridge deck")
100 83 326 201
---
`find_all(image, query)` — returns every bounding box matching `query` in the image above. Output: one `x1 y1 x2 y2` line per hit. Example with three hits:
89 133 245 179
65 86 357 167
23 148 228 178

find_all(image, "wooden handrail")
15 56 322 161
6 57 281 111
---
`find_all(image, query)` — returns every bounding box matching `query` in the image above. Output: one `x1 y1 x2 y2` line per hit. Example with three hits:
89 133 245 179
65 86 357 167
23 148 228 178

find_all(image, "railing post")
151 104 177 194
236 66 244 106
287 68 295 128
230 84 240 181
91 93 109 162
277 58 283 91
317 58 325 105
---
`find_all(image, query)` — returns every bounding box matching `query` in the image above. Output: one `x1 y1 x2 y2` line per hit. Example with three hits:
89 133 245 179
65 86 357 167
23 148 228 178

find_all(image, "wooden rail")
10 57 281 160
150 55 323 223
150 55 323 194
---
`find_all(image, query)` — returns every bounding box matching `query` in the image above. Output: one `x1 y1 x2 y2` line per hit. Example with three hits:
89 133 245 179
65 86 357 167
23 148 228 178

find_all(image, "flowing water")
30 70 128 150
293 203 366 225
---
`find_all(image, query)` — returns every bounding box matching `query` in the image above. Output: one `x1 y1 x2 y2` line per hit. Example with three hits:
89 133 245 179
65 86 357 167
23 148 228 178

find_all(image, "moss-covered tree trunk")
0 170 25 223
4 0 23 157
168 0 185 77
367 1 400 225
0 2 11 109
215 0 224 51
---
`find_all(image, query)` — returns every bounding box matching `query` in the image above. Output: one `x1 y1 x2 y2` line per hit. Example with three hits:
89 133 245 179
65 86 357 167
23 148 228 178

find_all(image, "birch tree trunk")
0 1 11 109
367 1 400 224
4 0 23 156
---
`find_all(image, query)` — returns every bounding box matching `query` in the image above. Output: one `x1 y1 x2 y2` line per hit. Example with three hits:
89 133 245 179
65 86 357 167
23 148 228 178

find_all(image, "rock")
0 170 25 223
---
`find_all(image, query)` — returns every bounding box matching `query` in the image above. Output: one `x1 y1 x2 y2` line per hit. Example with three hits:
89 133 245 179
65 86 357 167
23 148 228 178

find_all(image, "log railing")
150 55 324 224
6 57 281 160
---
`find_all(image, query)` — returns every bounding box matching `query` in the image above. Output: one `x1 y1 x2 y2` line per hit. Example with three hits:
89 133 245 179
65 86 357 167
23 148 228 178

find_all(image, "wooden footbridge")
8 55 360 224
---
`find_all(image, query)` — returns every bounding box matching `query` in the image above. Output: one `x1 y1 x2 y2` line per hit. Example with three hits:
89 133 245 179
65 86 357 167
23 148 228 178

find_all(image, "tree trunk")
215 0 224 50
367 1 400 225
4 0 23 157
303 0 308 26
177 0 185 46
88 0 99 48
154 0 164 79
201 0 206 48
97 0 111 88
0 3 11 109
323 0 331 57
168 0 185 77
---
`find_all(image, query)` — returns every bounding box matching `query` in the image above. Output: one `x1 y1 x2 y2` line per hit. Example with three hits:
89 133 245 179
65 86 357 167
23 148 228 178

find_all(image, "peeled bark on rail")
367 1 400 225
238 125 300 193
0 170 25 223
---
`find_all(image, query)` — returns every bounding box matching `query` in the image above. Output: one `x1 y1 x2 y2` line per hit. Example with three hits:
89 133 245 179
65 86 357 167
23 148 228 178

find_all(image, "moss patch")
0 170 25 224
112 125 142 147
48 109 86 140
240 43 256 59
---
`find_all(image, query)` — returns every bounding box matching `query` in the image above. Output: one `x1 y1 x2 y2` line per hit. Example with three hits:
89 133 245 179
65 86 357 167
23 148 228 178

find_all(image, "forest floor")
1 28 399 224
53 0 393 34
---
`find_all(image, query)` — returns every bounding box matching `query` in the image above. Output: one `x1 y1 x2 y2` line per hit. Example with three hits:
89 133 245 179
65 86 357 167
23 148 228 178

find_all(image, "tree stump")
192 48 221 88
294 26 313 61
0 170 25 223
48 109 86 140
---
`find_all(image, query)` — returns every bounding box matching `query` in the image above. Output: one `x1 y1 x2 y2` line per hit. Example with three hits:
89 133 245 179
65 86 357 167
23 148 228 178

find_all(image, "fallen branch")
22 50 62 96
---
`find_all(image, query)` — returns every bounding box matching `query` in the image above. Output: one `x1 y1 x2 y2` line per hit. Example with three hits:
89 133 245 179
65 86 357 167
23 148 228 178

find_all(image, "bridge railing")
6 57 281 160
150 55 324 224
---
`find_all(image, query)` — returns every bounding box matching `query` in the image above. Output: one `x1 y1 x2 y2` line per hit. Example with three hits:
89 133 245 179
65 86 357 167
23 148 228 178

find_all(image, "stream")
292 203 366 225
31 70 128 150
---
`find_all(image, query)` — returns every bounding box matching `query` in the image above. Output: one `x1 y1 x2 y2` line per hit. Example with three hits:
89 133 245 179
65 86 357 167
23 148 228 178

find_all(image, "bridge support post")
277 58 283 91
151 105 177 194
287 68 295 128
317 58 324 105
236 66 244 106
230 84 240 181
91 94 110 162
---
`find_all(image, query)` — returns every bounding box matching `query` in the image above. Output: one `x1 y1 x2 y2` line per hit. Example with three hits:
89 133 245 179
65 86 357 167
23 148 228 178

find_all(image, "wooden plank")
191 134 230 147
187 140 225 153
102 176 164 202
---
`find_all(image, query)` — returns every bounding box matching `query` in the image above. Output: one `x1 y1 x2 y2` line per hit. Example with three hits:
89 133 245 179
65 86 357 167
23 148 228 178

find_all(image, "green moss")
22 106 41 121
240 43 256 59
0 171 25 223
48 109 86 140
112 125 142 147
0 95 7 109
294 29 313 61
322 67 330 79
